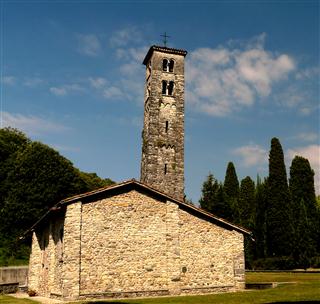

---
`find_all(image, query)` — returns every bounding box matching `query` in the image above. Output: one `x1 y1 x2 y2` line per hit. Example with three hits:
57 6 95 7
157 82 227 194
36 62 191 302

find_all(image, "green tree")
79 172 114 189
266 137 293 257
289 156 317 265
199 173 218 213
212 183 233 220
0 130 115 265
292 199 313 269
238 176 255 268
0 128 30 201
0 142 87 258
0 127 30 162
254 176 268 259
238 176 255 229
223 162 239 222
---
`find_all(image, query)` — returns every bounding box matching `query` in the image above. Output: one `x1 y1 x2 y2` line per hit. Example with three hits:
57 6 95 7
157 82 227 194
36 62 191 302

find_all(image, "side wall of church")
179 209 245 293
79 190 169 297
29 189 245 299
77 189 244 298
28 211 65 297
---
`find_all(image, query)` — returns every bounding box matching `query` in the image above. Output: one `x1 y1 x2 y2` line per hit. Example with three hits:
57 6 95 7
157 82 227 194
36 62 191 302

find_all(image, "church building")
27 45 250 300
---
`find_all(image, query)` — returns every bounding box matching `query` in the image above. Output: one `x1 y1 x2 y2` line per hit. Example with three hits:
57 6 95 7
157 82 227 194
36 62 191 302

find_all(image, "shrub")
251 257 296 270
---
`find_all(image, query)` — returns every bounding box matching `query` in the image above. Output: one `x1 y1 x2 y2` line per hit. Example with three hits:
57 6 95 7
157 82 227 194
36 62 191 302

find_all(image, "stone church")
27 45 250 300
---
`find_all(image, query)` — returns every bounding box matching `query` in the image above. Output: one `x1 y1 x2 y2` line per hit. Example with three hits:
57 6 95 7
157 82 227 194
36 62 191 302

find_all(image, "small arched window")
163 59 168 72
168 81 174 95
169 60 174 72
162 80 167 95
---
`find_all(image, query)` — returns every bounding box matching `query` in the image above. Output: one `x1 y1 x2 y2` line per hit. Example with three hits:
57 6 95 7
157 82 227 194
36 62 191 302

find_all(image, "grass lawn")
0 295 37 304
1 272 320 304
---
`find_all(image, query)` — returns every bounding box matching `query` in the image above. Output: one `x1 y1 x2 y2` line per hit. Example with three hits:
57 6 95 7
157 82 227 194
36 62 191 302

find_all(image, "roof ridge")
22 179 251 238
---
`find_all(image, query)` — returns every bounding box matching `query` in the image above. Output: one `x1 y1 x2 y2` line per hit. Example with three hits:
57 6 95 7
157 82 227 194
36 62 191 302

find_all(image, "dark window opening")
165 121 169 133
164 164 167 174
168 81 174 95
163 59 168 72
182 266 187 273
162 80 167 95
169 60 174 72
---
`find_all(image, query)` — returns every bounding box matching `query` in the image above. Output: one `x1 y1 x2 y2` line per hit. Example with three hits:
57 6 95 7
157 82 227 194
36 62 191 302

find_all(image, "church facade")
27 45 250 300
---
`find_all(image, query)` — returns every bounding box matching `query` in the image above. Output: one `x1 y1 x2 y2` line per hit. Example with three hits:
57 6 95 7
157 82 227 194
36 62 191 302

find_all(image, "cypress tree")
199 173 218 213
238 176 255 229
238 176 255 268
289 156 317 265
292 199 313 269
289 156 317 221
223 162 239 222
266 137 293 257
211 183 233 220
254 176 268 259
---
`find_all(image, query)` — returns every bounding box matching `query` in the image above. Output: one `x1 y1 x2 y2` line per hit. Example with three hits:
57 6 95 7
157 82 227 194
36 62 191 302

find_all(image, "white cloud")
50 86 67 96
295 67 320 80
287 145 320 194
103 86 126 99
232 143 267 167
89 77 108 89
109 27 142 48
2 76 16 85
1 111 68 136
293 132 318 142
186 34 296 116
50 83 84 96
23 77 44 87
299 107 313 116
77 34 101 57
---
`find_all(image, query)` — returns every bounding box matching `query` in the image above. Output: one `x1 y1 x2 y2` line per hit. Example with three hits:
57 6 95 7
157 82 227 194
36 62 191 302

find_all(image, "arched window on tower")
169 60 174 72
163 59 168 72
162 80 167 95
168 81 174 95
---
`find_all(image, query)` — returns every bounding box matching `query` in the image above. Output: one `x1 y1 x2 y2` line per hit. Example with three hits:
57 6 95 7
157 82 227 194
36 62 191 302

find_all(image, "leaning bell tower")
140 45 187 201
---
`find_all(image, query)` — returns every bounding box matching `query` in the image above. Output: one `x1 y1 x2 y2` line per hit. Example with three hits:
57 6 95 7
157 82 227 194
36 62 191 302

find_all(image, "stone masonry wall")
28 231 43 293
179 209 245 293
28 210 65 297
78 189 245 297
80 190 168 296
29 188 245 299
61 202 82 299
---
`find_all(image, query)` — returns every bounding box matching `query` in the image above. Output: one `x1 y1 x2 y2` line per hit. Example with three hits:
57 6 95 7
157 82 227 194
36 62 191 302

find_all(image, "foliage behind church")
0 127 114 266
199 137 320 270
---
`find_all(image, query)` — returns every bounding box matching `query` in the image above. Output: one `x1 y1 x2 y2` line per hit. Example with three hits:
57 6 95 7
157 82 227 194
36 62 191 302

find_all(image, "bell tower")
140 45 187 201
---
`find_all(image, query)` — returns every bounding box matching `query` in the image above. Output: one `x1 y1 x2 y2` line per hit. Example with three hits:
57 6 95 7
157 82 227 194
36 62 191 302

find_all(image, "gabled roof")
143 45 188 65
23 179 251 237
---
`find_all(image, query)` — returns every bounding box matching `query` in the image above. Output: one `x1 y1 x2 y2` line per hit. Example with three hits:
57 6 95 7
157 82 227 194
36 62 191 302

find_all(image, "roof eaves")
22 178 251 238
142 45 188 65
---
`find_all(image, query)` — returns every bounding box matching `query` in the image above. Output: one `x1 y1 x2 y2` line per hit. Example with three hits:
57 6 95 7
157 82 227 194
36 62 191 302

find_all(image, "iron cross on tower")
161 32 170 47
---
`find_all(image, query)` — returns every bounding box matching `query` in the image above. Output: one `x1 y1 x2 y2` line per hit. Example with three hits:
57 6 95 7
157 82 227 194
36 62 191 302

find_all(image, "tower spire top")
160 32 170 47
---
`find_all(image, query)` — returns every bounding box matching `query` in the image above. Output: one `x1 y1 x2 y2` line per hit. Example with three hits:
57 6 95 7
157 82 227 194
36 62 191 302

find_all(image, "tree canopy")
0 128 114 265
266 137 293 257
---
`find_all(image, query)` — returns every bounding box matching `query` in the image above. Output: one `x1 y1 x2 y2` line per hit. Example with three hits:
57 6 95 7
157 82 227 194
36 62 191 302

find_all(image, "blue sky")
1 0 319 201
